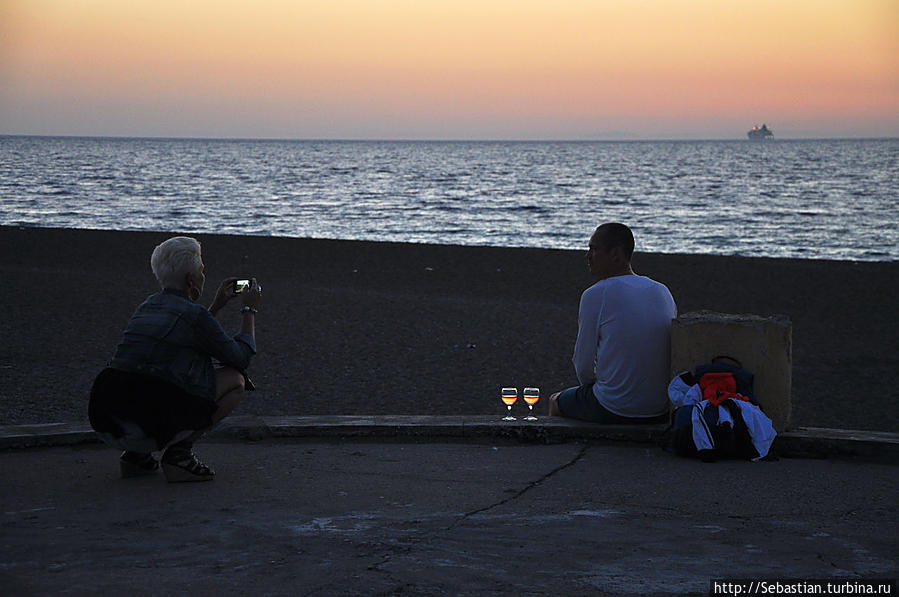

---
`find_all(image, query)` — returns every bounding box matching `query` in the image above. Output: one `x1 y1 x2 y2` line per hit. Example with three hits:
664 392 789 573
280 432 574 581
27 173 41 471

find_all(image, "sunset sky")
2 0 897 140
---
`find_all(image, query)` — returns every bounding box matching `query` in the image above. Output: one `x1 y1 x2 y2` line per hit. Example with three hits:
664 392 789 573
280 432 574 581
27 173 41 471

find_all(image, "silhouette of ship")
747 124 773 139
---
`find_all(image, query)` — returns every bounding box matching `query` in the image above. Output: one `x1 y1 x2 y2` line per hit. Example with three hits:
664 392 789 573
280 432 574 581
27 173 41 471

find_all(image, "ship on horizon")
748 124 773 139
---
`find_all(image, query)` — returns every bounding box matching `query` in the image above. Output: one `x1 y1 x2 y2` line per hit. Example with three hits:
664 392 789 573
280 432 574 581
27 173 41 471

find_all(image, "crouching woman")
89 236 261 482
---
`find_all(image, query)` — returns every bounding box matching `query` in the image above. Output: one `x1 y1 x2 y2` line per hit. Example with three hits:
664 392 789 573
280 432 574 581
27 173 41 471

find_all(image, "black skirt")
88 368 217 452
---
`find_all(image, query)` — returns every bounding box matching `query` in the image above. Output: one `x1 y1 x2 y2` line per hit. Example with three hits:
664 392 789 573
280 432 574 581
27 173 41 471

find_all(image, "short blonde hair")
150 236 202 289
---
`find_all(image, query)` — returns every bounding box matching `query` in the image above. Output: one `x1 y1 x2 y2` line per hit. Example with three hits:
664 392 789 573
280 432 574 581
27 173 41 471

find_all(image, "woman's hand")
209 277 239 316
241 278 262 310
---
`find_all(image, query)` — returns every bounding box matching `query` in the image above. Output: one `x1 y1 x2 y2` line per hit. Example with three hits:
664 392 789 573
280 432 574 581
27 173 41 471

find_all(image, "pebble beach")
2 226 896 432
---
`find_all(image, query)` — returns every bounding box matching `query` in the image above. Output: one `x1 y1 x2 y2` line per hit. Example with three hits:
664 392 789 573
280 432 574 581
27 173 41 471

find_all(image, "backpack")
672 398 760 462
667 357 774 462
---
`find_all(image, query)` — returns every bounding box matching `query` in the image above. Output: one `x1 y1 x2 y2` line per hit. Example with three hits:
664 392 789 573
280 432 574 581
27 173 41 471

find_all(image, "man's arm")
572 287 601 385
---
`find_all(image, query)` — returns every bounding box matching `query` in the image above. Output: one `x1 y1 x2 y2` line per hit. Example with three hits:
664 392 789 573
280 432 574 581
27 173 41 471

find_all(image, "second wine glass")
523 387 540 420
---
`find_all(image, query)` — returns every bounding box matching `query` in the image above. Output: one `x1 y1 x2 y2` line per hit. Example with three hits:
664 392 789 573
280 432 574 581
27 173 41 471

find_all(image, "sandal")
161 449 215 483
120 451 159 478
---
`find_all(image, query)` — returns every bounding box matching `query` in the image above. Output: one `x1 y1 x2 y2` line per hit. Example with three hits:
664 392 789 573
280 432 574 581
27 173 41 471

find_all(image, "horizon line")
2 133 897 143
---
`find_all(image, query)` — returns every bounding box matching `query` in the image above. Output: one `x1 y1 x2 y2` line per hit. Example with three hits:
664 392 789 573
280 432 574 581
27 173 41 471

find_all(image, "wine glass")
500 387 518 421
523 387 540 420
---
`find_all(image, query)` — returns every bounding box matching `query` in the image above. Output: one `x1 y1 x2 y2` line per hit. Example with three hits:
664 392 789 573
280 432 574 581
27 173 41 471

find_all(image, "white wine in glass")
501 387 518 421
523 387 540 420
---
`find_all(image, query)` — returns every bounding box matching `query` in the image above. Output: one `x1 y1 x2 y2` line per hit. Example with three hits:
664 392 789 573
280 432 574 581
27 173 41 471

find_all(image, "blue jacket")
109 288 256 399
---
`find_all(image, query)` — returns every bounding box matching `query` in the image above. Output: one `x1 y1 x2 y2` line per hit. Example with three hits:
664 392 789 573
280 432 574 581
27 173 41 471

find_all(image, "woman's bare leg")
211 367 246 424
160 369 246 480
172 368 245 446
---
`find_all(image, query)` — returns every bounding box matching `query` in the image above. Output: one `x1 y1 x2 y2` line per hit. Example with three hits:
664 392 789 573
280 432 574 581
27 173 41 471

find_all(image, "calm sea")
1 136 896 261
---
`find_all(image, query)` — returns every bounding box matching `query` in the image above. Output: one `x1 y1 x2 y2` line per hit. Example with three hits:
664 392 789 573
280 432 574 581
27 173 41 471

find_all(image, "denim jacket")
109 288 256 399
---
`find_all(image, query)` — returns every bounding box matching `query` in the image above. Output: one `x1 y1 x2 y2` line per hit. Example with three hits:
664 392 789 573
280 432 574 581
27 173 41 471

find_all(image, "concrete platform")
1 433 897 596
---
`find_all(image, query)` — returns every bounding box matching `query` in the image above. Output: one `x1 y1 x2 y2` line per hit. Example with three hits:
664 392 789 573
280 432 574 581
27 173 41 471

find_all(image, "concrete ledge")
776 427 899 463
1 417 897 463
0 416 666 449
259 415 666 444
0 422 99 449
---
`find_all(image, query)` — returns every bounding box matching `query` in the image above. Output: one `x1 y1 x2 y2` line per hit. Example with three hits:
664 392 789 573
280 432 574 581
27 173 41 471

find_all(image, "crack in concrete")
347 443 591 583
450 441 590 528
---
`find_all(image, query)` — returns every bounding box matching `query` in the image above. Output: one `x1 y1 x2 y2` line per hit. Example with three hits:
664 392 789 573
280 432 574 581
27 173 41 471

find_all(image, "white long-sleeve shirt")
572 274 677 418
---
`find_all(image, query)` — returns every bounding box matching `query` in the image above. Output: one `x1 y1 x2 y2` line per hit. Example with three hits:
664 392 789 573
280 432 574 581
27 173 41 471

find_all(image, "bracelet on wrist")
240 306 258 315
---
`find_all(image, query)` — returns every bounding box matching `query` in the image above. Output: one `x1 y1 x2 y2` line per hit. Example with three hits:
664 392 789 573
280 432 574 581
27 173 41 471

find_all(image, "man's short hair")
150 236 202 289
595 223 635 261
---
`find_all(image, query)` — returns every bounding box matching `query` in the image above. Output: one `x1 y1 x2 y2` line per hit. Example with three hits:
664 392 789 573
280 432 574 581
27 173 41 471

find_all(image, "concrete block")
670 311 792 431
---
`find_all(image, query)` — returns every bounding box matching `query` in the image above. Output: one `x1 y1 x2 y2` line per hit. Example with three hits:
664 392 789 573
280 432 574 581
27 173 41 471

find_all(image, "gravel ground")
1 226 896 431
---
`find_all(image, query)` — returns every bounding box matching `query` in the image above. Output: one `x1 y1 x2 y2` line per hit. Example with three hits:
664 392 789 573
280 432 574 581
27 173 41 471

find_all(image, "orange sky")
2 0 897 139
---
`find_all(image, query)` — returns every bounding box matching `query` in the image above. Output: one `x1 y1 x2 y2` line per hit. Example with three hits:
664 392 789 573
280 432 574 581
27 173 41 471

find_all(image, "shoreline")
2 226 897 432
5 224 897 265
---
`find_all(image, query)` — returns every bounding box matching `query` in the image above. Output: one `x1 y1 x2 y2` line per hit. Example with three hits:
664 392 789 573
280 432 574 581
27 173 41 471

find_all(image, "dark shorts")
88 368 217 452
556 383 669 424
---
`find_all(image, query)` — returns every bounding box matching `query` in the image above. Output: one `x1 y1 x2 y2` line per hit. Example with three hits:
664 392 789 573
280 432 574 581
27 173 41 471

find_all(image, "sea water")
1 136 896 261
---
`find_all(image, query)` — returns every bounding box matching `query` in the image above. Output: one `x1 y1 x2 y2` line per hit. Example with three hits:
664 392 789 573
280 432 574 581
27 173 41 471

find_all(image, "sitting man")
549 222 676 423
